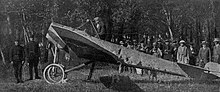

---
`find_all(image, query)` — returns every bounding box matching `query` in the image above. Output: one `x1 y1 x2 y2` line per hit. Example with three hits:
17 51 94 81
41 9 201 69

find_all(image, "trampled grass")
0 62 220 92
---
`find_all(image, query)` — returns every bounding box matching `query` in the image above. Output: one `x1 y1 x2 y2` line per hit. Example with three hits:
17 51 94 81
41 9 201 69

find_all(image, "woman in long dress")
177 40 189 64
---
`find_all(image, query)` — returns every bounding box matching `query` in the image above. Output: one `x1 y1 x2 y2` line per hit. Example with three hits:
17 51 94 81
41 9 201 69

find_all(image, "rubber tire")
43 64 65 84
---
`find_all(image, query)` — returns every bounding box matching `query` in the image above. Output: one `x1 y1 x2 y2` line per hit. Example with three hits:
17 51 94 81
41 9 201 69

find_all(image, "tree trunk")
168 26 173 40
162 6 173 40
0 47 6 65
6 14 12 35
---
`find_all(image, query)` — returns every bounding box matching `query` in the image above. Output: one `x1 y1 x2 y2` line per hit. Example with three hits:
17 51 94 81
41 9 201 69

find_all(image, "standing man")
177 40 189 64
198 41 211 67
94 17 106 40
10 40 24 83
213 38 220 64
41 41 52 73
171 40 178 62
189 43 197 66
26 35 41 80
163 40 172 61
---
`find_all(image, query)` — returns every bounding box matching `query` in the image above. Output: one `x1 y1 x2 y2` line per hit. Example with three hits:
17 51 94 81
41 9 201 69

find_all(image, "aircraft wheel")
43 64 65 84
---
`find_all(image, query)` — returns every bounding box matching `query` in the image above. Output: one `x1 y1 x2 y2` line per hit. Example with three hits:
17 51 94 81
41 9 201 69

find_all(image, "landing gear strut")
43 44 96 84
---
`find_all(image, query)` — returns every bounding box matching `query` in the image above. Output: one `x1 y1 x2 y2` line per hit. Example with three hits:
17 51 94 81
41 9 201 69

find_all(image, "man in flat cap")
26 35 41 80
213 38 220 64
177 40 189 64
10 40 25 83
198 41 211 67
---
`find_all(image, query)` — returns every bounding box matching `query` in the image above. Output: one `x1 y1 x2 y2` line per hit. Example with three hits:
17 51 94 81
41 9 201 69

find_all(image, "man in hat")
213 38 220 64
171 40 178 62
198 41 211 67
177 40 189 64
10 40 24 83
189 43 197 66
163 40 172 61
94 17 106 40
26 35 41 80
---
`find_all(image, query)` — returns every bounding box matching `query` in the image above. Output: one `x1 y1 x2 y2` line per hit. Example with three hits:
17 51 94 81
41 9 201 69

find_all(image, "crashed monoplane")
43 22 220 84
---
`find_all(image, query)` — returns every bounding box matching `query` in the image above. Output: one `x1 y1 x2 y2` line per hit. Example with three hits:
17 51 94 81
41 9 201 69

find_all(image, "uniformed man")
10 40 24 83
26 36 41 80
213 38 220 64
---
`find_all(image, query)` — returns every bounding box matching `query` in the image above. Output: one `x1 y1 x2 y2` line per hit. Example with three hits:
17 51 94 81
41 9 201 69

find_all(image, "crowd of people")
110 34 220 68
93 17 219 68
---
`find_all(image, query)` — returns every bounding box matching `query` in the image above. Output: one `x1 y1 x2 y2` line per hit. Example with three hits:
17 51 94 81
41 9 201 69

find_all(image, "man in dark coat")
163 40 173 61
189 43 197 66
171 41 178 62
26 36 41 80
198 41 211 67
10 40 24 83
213 38 220 64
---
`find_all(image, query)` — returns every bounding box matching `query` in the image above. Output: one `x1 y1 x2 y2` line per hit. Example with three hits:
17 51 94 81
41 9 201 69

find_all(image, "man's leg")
29 61 34 80
13 62 19 83
34 59 41 79
87 62 96 80
18 62 23 83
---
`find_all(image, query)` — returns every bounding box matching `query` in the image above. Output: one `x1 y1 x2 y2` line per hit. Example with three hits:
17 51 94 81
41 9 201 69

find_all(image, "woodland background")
1 0 220 60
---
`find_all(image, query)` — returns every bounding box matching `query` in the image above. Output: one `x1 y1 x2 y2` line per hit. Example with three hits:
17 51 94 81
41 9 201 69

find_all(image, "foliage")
0 0 217 47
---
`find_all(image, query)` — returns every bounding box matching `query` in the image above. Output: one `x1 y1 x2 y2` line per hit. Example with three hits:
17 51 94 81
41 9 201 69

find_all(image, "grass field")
0 63 220 92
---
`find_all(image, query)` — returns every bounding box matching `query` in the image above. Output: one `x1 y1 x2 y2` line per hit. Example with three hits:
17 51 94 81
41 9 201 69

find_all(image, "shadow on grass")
133 79 220 85
99 75 145 92
81 79 101 84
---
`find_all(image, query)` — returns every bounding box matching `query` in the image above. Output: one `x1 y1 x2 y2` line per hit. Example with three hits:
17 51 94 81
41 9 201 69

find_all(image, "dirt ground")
0 63 220 92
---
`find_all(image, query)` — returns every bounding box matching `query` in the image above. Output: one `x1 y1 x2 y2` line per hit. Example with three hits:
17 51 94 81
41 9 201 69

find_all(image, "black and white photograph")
0 0 220 92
